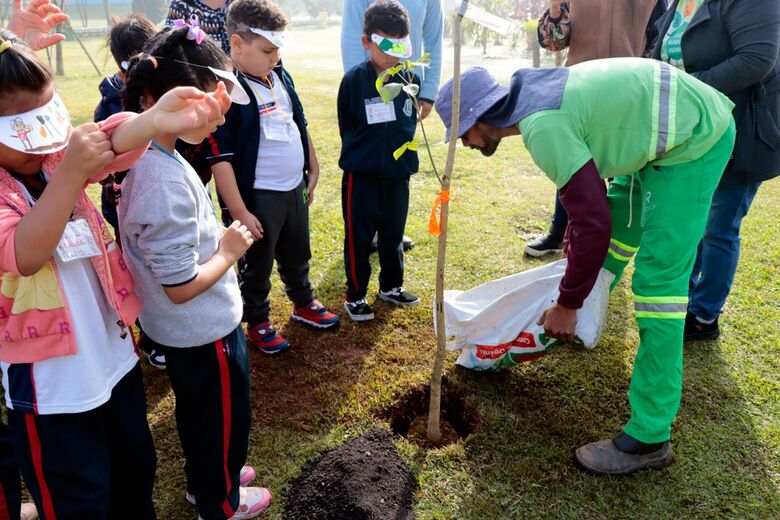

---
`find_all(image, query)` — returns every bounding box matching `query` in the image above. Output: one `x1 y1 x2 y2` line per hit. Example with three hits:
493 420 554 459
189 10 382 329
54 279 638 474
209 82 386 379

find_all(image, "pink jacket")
0 113 147 364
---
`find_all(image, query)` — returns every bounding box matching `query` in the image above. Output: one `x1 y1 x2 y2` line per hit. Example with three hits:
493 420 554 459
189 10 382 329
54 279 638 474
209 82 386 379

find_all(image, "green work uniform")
519 58 736 443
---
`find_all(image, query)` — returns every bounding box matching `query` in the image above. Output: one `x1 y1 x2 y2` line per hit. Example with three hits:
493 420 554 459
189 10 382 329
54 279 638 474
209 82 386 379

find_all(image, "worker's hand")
537 302 577 343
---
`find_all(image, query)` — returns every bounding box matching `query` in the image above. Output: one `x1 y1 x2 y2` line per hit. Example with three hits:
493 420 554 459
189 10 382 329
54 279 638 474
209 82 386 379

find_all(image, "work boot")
524 231 564 257
575 432 673 475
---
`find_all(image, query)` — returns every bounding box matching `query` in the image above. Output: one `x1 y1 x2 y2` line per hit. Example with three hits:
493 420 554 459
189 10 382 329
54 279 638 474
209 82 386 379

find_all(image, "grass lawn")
50 26 779 519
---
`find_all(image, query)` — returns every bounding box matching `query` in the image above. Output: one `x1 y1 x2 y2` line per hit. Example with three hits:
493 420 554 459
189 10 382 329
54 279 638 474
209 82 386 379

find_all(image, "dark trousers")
238 180 314 326
342 172 409 301
156 326 251 520
550 191 569 239
0 420 21 520
7 363 156 520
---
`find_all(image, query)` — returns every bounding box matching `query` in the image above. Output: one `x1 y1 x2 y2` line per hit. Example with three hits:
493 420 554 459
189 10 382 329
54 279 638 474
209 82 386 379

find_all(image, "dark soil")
380 381 480 448
285 429 416 520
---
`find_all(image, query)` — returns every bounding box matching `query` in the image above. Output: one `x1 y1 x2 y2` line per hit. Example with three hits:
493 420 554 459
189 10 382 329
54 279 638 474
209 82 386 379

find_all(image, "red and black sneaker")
291 300 340 330
247 322 289 355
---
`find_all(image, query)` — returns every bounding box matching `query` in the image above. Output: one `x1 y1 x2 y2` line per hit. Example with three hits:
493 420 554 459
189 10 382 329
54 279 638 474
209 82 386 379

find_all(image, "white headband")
0 92 72 154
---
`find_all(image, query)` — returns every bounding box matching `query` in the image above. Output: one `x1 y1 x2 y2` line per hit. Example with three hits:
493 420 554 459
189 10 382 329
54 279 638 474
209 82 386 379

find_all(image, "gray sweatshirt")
118 148 242 347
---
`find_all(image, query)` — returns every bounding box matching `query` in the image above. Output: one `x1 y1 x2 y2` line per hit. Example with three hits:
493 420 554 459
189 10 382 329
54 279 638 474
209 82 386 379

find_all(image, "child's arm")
110 84 231 155
10 124 114 276
211 162 263 239
163 221 253 304
305 129 319 205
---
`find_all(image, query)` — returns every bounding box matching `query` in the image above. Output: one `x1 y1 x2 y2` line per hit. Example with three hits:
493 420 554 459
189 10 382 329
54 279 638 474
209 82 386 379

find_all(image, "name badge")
262 117 292 142
55 219 101 262
365 98 396 125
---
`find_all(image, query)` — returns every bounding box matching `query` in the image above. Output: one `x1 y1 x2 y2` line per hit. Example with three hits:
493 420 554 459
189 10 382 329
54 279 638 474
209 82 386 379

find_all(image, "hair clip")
173 14 206 45
0 40 13 55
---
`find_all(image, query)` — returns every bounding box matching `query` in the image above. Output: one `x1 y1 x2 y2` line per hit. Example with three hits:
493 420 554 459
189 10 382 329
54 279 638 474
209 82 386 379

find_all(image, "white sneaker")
186 465 257 505
197 486 272 519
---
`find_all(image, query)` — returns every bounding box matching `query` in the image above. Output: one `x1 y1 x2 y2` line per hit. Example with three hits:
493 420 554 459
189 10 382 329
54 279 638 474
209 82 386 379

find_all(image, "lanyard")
246 73 289 122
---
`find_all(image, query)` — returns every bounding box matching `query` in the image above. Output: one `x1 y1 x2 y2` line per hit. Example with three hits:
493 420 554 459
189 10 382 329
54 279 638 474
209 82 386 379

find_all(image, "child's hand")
218 220 254 263
232 209 263 240
150 85 227 136
306 168 319 206
59 123 114 183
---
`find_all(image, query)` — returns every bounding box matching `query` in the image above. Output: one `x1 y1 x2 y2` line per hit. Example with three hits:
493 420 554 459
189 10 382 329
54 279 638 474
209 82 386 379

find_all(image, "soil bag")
441 259 614 371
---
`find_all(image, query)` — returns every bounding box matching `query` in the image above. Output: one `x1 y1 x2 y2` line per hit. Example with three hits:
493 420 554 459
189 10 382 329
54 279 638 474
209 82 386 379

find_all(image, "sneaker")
524 232 564 257
186 465 257 505
144 348 167 370
683 311 720 342
343 298 375 321
575 433 674 475
197 486 272 520
291 299 340 330
247 322 289 355
370 234 415 252
378 287 420 307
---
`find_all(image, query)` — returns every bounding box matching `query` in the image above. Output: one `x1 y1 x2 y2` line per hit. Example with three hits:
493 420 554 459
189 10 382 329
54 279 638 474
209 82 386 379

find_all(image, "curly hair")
121 26 230 113
0 29 54 114
364 0 409 38
226 0 288 40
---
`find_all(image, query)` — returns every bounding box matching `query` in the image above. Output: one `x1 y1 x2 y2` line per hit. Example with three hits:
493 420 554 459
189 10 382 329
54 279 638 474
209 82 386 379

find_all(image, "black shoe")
343 298 375 321
378 287 420 306
524 232 564 257
402 235 415 251
683 311 720 342
575 432 673 475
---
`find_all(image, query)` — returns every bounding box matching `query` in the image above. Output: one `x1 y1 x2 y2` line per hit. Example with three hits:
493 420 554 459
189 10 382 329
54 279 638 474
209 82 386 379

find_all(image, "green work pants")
602 121 736 443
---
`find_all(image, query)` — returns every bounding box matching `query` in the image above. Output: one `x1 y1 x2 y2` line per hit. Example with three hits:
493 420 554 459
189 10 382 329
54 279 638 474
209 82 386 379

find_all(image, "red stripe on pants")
0 482 10 520
346 172 360 292
215 341 235 518
25 415 56 520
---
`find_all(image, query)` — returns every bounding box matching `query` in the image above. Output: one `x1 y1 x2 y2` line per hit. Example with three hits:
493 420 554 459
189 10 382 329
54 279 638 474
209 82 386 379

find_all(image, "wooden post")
427 0 466 445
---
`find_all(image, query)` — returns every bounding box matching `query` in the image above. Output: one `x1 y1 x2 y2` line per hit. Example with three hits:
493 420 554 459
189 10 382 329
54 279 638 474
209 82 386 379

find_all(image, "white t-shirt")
246 71 305 191
1 180 138 414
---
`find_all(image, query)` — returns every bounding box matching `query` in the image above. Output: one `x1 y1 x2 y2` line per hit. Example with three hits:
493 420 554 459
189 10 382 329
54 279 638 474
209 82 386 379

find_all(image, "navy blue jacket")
94 74 123 123
207 64 310 213
337 60 419 180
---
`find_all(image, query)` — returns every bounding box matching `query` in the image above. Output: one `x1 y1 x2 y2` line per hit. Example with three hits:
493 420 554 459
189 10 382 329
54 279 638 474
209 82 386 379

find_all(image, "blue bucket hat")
434 67 509 142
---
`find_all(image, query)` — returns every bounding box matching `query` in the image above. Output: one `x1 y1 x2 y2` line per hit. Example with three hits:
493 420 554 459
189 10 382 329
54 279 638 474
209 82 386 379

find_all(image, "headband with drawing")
371 34 413 58
0 92 72 154
232 21 291 49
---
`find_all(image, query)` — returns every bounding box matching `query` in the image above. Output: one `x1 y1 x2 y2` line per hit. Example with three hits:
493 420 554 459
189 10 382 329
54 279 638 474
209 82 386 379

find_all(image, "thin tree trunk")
55 0 66 75
103 0 111 26
427 0 466 445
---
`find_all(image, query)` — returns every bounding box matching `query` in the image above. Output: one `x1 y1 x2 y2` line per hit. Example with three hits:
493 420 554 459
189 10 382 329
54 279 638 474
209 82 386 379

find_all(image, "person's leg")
376 178 419 306
524 192 568 256
342 173 379 302
8 406 111 519
602 174 644 291
158 329 251 520
105 363 157 520
241 189 286 328
577 123 735 474
275 181 315 308
0 419 22 520
688 181 761 323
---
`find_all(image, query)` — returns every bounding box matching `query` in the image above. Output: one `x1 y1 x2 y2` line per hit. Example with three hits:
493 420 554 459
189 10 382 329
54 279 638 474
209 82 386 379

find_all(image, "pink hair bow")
173 14 206 45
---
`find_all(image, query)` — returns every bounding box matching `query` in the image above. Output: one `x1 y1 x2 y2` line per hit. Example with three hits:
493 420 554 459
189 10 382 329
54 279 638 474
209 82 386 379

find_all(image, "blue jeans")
688 181 761 322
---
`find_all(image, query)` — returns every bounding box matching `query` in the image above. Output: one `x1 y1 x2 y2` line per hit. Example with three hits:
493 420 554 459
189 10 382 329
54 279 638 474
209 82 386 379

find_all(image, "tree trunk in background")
103 0 111 25
55 0 65 75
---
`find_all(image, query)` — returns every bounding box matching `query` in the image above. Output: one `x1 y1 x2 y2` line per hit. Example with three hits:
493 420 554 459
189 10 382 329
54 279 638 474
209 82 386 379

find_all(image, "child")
337 0 421 321
0 29 226 519
119 25 270 520
208 0 338 354
94 13 167 370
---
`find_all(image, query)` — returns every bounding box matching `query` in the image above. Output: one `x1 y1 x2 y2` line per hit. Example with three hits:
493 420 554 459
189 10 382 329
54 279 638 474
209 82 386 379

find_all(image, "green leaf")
379 82 403 103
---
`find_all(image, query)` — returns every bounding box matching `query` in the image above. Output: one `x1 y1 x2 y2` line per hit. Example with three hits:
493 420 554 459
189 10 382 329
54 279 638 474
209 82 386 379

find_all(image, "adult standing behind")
165 0 231 52
524 0 667 257
652 0 780 342
341 0 443 251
